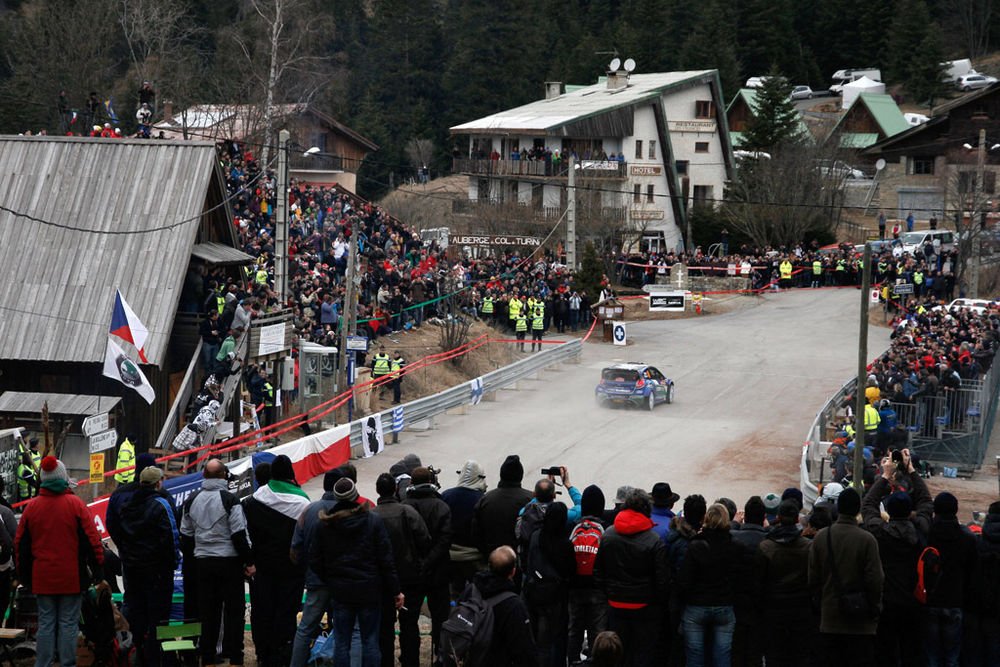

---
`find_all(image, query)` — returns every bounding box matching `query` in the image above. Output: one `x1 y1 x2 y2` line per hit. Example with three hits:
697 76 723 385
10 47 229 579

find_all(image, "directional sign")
346 335 369 352
612 321 627 346
893 283 914 295
89 428 117 454
82 413 109 437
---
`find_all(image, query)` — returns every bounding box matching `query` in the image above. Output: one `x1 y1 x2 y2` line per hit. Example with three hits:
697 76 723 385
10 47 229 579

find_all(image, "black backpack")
440 583 516 667
522 531 566 605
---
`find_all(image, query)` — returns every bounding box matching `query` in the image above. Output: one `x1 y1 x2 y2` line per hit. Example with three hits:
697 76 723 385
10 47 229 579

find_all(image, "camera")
540 466 563 477
891 450 905 467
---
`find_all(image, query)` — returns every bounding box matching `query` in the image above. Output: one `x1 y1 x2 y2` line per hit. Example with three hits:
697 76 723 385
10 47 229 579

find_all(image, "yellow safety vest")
780 261 792 279
836 260 846 271
482 297 494 314
391 357 405 373
532 313 544 330
114 438 136 483
813 261 822 275
215 294 225 314
255 268 268 285
515 314 528 332
864 404 880 432
509 299 522 318
372 353 391 375
913 271 924 285
263 381 274 407
17 463 35 499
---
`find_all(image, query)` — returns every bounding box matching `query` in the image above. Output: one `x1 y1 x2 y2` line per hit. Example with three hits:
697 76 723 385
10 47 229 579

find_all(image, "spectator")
441 459 488 594
807 487 883 667
180 459 255 667
470 546 538 666
756 500 815 667
730 496 767 667
593 488 669 667
973 500 1000 664
373 473 430 667
0 499 16 625
567 485 609 664
517 467 583 552
523 502 576 667
402 466 453 661
678 503 747 667
311 478 403 667
15 457 105 667
200 310 223 369
116 466 179 667
472 455 533 556
665 494 706 663
649 482 679 542
924 491 977 666
243 456 311 667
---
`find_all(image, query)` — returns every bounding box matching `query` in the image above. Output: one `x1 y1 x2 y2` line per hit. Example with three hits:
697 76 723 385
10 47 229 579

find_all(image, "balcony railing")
453 158 628 179
452 198 627 224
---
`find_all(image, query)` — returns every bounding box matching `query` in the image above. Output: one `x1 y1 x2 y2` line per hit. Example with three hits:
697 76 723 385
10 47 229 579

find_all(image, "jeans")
567 588 608 662
331 601 381 667
607 604 662 667
202 342 219 370
36 593 83 667
682 604 735 667
290 588 363 667
924 606 962 667
527 597 568 667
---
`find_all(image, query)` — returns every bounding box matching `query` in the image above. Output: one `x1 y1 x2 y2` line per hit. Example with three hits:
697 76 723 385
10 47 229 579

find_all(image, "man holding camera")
515 466 583 553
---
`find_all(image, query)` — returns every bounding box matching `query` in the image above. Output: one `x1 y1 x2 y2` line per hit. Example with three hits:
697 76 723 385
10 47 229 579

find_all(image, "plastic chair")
155 621 201 657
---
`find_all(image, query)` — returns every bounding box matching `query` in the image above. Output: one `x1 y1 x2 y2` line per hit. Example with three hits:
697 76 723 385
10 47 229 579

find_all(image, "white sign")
361 414 385 458
82 413 109 437
89 428 118 454
870 288 881 304
257 323 285 356
649 292 686 312
668 120 717 133
346 336 369 352
612 321 627 346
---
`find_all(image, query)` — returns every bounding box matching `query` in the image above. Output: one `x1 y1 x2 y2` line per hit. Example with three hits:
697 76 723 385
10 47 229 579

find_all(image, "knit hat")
135 453 156 478
139 466 164 486
777 499 800 522
885 491 913 519
39 456 68 483
334 478 359 503
933 492 959 517
762 493 781 520
837 487 862 517
270 454 296 483
581 485 606 518
499 455 524 483
781 487 804 510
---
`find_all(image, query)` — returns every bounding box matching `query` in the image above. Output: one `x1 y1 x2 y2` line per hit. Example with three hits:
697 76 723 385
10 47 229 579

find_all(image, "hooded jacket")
757 523 811 607
593 509 669 606
373 496 431 586
117 485 180 572
179 478 253 564
441 460 487 552
403 483 452 583
472 481 533 556
310 501 399 605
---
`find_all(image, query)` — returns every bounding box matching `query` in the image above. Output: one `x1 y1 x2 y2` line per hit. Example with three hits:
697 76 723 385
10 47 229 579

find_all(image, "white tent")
842 76 886 107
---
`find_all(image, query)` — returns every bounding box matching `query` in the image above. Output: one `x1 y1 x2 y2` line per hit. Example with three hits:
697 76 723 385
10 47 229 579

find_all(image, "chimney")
607 71 628 90
545 81 563 100
162 99 174 122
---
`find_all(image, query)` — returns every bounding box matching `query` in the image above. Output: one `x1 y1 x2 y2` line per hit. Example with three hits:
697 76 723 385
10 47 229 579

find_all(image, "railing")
202 332 251 446
153 339 203 451
348 339 582 454
453 158 628 179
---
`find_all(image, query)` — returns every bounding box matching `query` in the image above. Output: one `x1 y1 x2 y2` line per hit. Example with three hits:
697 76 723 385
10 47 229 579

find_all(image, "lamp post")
853 242 872 490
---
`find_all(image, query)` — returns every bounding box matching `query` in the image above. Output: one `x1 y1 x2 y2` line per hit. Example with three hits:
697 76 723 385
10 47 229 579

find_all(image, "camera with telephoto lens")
540 466 563 477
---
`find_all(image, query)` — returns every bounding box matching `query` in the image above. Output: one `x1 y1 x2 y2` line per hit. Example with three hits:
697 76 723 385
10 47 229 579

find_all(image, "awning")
191 242 255 266
0 391 122 416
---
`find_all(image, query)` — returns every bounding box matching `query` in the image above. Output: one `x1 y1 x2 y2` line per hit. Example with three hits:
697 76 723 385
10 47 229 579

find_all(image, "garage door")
897 188 944 221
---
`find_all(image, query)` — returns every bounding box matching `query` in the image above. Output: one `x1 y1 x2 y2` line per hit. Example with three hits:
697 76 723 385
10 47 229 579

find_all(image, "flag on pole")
103 337 155 404
104 97 118 123
109 289 149 363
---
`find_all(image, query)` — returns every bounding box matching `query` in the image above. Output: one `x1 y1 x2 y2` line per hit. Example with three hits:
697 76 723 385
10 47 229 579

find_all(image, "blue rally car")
595 363 675 410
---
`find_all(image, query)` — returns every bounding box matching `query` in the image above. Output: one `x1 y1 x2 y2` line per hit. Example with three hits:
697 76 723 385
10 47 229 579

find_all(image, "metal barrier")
800 377 856 508
349 339 583 455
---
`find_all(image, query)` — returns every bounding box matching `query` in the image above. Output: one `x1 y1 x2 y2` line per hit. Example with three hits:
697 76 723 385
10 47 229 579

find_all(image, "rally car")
595 363 674 410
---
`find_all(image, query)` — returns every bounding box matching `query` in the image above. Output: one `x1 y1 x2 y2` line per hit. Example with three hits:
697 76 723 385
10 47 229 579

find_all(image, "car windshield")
602 368 640 383
900 232 926 245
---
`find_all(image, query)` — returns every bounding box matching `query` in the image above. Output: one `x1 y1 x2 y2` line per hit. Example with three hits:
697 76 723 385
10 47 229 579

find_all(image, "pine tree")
679 0 740 99
575 242 604 300
741 70 801 151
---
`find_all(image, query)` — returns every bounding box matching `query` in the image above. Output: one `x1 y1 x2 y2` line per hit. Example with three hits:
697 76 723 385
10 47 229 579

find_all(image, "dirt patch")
708 430 798 489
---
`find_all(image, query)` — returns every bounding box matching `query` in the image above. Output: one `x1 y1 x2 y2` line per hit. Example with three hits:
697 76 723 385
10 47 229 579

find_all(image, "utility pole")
275 129 289 302
971 128 986 298
853 242 873 490
567 155 577 269
336 229 359 422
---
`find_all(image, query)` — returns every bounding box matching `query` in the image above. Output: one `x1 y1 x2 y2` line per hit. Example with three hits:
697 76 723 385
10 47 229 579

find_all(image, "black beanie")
499 455 524 483
581 485 606 518
933 492 958 517
885 491 913 519
837 487 862 517
135 453 156 477
323 467 346 492
270 454 296 484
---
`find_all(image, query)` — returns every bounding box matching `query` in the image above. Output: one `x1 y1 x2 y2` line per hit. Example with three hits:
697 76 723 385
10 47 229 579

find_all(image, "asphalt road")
303 289 890 505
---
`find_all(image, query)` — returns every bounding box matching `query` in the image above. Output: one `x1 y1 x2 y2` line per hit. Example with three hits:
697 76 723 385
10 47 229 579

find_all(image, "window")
692 185 713 207
695 100 715 119
910 156 935 175
695 142 710 153
648 141 657 160
635 140 643 160
633 184 642 203
675 160 689 175
647 184 655 203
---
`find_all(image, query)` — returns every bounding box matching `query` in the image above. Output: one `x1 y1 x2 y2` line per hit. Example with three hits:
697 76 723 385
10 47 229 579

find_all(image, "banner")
361 415 385 458
470 377 484 405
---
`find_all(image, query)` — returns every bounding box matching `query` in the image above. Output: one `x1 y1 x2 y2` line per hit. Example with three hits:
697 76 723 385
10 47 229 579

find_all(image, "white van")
898 230 954 256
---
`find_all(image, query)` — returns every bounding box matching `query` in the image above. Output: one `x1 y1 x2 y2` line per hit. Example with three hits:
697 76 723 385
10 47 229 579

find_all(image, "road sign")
612 321 627 346
346 335 369 352
82 413 109 437
89 454 104 484
869 289 880 304
893 283 914 295
89 428 117 454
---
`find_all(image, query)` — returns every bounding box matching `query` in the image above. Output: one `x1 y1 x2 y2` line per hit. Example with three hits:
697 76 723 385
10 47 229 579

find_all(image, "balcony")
453 158 628 180
452 198 627 225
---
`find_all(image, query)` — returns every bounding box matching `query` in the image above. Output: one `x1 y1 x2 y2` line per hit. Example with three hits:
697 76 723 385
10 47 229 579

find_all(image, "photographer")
861 449 932 666
515 466 583 553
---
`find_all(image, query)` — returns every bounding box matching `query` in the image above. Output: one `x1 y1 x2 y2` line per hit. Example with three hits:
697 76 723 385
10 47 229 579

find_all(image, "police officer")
17 451 37 501
508 292 523 332
115 434 137 484
779 257 793 289
261 371 275 428
390 350 406 405
530 306 544 352
255 263 269 287
372 346 391 395
812 257 823 288
481 291 495 326
515 310 528 352
25 437 41 474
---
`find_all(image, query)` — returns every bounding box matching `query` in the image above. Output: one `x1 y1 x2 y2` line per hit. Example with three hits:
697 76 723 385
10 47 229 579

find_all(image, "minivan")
898 230 954 256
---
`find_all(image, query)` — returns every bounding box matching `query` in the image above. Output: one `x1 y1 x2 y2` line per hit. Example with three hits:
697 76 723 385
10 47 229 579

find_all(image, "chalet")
828 93 909 150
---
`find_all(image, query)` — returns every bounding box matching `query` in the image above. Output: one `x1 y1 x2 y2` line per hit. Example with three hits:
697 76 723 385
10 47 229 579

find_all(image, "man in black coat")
402 466 453 661
973 501 1000 663
472 455 533 556
472 546 538 667
373 473 431 667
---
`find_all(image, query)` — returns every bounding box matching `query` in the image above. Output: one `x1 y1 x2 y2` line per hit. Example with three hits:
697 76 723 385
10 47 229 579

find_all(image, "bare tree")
950 0 993 59
941 147 995 292
405 138 435 171
438 294 472 362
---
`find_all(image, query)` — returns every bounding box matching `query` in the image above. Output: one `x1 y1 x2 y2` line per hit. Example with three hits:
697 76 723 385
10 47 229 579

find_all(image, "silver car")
790 85 814 100
957 74 997 92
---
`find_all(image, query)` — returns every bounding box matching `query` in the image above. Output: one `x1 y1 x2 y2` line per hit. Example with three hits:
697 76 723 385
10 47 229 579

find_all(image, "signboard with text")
89 454 104 484
650 292 687 312
449 234 542 248
89 428 118 454
82 413 109 437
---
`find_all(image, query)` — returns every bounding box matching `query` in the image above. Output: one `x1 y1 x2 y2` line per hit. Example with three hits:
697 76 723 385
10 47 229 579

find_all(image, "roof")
191 242 255 266
830 93 909 147
450 71 718 134
0 391 122 416
839 133 881 148
0 136 223 366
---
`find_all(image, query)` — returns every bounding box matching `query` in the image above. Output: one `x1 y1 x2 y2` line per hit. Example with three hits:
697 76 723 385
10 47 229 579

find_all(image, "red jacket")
15 489 104 595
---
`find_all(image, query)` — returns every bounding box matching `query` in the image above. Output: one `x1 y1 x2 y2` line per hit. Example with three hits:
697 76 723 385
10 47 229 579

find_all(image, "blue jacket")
651 506 675 542
291 491 337 589
519 485 583 525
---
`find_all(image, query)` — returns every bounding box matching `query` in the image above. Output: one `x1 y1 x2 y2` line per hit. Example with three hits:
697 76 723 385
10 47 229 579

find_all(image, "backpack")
515 502 548 552
914 546 942 604
522 532 566 605
440 583 517 667
569 518 604 577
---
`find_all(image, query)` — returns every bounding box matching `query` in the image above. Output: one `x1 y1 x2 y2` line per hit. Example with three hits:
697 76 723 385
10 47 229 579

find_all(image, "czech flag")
109 289 149 363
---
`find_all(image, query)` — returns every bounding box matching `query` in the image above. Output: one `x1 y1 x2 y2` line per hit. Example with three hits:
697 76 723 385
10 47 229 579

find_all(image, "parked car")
956 74 998 92
790 85 814 100
595 363 674 411
899 229 955 256
931 298 996 315
816 159 867 180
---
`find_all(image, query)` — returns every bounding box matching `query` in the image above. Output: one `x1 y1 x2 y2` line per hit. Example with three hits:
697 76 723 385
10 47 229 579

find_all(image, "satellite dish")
875 158 886 172
623 58 636 73
609 57 621 72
